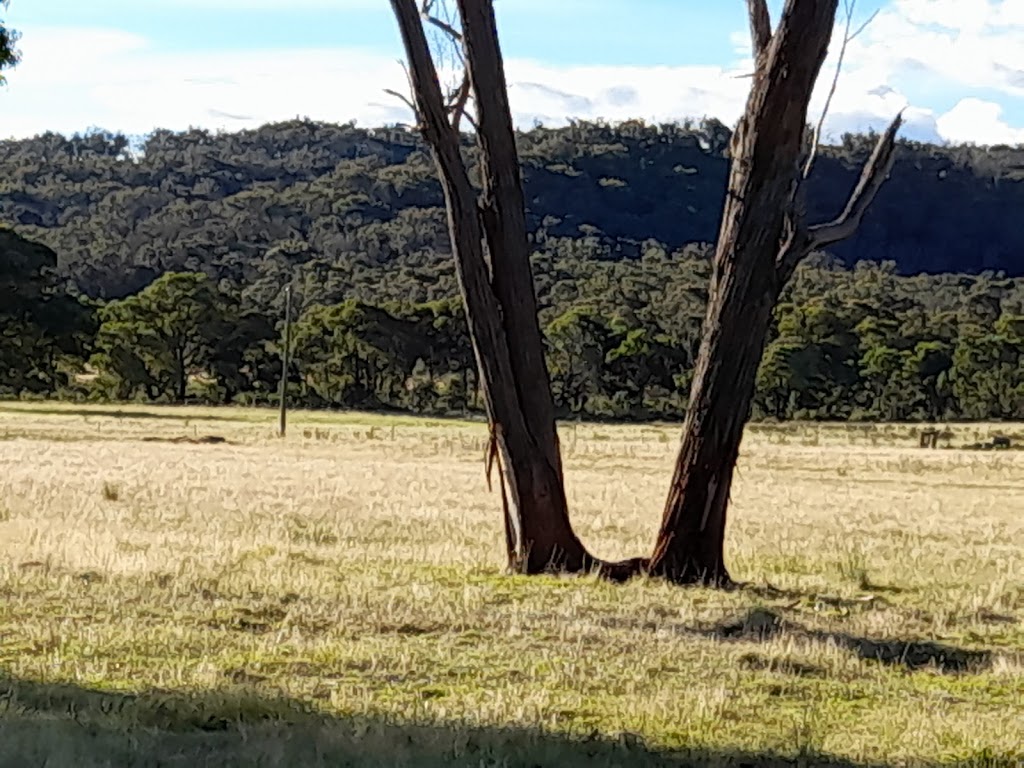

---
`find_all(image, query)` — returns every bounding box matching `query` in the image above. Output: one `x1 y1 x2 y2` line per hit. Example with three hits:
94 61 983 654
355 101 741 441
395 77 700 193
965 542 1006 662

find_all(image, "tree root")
517 554 735 589
598 555 735 588
594 556 649 583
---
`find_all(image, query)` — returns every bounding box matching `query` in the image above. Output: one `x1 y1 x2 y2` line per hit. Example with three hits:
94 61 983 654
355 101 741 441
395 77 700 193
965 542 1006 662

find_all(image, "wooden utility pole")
278 284 292 438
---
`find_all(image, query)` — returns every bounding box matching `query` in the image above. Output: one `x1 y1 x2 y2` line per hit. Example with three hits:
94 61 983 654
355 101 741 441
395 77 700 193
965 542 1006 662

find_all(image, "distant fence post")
278 285 292 438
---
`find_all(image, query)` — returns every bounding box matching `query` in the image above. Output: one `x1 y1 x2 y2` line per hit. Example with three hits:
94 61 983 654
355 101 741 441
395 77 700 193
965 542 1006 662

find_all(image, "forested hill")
1 119 1022 306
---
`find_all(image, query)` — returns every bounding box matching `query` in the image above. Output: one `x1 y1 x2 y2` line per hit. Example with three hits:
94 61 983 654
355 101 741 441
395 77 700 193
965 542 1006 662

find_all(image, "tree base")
646 556 733 589
505 553 734 589
596 556 649 583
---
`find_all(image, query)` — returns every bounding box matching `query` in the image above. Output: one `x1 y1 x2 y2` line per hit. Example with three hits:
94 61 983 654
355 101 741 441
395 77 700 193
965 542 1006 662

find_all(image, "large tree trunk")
391 0 591 574
647 0 901 585
459 0 564 481
457 0 584 572
648 279 780 585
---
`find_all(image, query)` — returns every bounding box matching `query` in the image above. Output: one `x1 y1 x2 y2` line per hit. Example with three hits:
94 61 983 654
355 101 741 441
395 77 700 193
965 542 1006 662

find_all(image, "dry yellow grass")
0 402 1022 767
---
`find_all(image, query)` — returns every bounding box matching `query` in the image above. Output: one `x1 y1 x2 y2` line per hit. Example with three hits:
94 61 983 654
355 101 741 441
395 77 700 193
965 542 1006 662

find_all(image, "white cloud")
893 0 1024 30
1 25 755 139
2 27 409 137
2 1 1023 147
936 98 1024 145
840 0 1024 100
505 61 751 128
755 0 1024 144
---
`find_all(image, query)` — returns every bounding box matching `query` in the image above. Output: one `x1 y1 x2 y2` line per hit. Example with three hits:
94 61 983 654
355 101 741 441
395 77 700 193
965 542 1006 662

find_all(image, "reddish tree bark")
390 0 594 574
647 0 901 585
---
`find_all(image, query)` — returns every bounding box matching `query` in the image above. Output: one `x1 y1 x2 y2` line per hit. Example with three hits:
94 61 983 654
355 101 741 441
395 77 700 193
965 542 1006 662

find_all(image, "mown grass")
0 402 1022 767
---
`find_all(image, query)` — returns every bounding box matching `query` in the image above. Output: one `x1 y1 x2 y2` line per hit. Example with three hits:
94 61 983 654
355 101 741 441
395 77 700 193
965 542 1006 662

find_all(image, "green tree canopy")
91 272 224 402
0 1 19 84
0 228 93 395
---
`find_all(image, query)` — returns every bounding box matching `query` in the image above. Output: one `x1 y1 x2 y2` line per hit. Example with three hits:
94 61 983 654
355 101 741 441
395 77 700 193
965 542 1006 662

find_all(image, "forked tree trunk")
391 0 592 574
647 0 901 585
393 0 898 586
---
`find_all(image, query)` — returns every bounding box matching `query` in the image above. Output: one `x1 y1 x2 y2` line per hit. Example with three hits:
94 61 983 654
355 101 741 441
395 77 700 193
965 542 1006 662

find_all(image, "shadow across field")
0 404 248 423
713 609 992 673
0 403 492 430
597 608 991 675
0 675 1014 768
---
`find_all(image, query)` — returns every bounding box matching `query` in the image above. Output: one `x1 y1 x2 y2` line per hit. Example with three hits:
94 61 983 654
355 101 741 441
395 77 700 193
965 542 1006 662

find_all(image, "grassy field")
0 401 1022 767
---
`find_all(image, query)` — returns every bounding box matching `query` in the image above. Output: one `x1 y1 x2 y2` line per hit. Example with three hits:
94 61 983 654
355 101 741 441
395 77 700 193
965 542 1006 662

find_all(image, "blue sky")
4 0 1023 145
12 0 784 63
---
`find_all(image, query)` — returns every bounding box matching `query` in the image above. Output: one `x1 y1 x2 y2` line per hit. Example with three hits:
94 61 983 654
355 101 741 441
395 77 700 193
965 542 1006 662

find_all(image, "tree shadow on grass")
596 607 991 675
712 609 992 673
3 674 1014 768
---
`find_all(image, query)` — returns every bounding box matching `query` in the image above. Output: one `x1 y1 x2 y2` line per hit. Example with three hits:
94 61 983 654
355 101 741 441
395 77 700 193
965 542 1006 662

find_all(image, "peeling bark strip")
747 0 772 63
390 0 595 574
646 0 901 586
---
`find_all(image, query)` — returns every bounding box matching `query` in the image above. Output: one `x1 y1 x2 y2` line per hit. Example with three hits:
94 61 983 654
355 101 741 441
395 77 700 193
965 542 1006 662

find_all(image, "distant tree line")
1 120 1022 312
4 227 1021 421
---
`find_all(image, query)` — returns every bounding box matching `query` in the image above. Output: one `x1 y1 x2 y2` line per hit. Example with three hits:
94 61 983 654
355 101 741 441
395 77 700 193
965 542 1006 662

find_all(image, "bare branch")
391 7 472 134
782 0 885 279
778 176 809 268
448 70 472 133
383 58 422 125
778 111 903 281
421 0 463 42
390 0 459 147
420 0 468 129
747 0 772 65
808 111 902 248
848 9 880 40
424 15 463 42
802 1 879 179
384 88 418 117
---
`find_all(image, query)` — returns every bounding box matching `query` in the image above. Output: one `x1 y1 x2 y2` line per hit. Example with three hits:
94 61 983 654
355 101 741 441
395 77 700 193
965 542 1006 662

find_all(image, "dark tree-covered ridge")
2 120 1022 423
0 119 1022 310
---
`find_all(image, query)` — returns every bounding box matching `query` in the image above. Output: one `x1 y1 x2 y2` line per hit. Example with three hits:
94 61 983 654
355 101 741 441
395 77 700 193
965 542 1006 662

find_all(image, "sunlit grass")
0 403 1022 766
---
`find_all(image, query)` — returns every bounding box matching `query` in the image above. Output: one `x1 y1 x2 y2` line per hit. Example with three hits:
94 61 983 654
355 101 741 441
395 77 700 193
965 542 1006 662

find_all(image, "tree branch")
747 0 772 66
803 0 879 179
448 70 472 133
777 111 902 282
777 0 890 284
391 0 458 146
419 0 470 132
807 111 902 249
421 0 463 42
384 88 418 119
848 4 881 41
383 58 421 125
